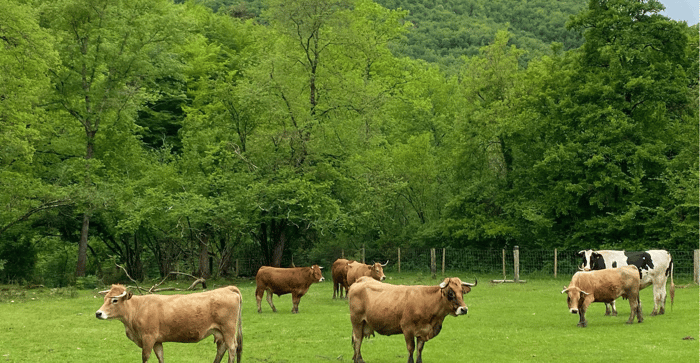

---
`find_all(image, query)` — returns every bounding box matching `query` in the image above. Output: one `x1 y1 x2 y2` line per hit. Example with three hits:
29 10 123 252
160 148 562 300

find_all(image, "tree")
509 0 698 248
38 0 187 276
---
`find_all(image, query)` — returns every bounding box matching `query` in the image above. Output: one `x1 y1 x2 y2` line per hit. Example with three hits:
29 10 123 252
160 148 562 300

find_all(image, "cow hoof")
577 322 587 328
650 311 657 317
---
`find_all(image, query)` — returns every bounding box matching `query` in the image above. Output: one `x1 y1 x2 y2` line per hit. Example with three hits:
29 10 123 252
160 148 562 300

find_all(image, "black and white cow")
579 249 674 316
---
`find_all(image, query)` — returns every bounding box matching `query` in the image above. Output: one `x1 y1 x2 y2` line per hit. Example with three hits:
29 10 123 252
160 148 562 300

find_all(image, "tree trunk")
75 212 90 277
198 233 211 278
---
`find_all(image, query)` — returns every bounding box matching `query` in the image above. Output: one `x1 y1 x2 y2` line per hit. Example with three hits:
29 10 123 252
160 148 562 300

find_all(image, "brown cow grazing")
332 258 355 299
348 276 477 363
95 284 242 363
255 265 324 314
561 265 643 327
346 261 388 287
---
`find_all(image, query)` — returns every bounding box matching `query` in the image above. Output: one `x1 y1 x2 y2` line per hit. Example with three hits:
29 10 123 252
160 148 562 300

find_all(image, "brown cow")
332 258 355 299
346 261 388 287
255 265 324 314
95 284 242 363
561 265 643 327
348 276 477 363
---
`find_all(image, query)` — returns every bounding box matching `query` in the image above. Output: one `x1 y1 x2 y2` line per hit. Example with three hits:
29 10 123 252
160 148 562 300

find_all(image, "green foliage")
0 0 696 284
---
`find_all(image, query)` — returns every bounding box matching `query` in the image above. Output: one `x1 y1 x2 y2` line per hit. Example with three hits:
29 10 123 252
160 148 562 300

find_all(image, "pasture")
0 272 697 362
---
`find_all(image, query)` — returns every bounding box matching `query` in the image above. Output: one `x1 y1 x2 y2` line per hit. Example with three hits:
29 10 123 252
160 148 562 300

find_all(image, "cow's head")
370 261 388 281
561 285 590 314
310 265 325 282
439 277 477 316
578 250 603 271
95 284 133 320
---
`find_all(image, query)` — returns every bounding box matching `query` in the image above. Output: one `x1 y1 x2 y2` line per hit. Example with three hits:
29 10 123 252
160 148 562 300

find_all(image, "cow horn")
561 287 569 294
578 263 585 271
439 278 449 289
381 260 389 267
319 266 324 269
580 290 590 296
462 279 477 287
110 290 128 299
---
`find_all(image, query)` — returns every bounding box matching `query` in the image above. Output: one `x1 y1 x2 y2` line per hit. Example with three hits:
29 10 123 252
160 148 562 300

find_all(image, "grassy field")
0 272 697 362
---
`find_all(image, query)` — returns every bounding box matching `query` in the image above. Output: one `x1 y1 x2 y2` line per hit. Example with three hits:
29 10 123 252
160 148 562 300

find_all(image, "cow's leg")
141 337 156 363
636 296 644 323
610 300 617 316
333 281 338 299
153 342 164 363
213 338 226 363
255 286 264 313
650 282 665 316
404 334 415 363
291 293 301 314
266 289 277 313
415 338 426 363
351 322 366 363
604 303 611 316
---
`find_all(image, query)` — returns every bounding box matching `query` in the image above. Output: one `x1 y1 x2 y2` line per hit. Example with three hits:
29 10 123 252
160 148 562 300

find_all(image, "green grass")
0 273 697 362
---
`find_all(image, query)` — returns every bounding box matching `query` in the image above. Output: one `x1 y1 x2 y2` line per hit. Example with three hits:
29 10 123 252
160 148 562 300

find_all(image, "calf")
255 265 324 314
95 284 242 363
349 276 476 363
561 266 643 327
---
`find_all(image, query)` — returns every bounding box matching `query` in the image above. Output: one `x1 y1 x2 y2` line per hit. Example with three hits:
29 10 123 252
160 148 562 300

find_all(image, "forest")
1 0 697 286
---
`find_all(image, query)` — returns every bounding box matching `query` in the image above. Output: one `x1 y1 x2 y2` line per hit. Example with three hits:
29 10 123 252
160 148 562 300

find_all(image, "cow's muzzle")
570 309 578 314
455 306 468 316
95 310 108 319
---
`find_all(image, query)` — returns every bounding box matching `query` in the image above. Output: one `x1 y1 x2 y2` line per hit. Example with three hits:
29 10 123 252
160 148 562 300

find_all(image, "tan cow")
332 258 355 299
95 284 242 363
561 265 643 327
255 265 324 314
348 276 476 363
346 261 388 287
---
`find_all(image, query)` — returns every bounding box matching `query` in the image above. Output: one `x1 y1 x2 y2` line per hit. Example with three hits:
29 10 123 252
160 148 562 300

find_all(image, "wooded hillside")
1 0 697 285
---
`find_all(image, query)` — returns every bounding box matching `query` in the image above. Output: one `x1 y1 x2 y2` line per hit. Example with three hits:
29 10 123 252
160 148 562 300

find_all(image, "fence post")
502 249 506 280
341 249 344 259
442 248 446 276
362 244 365 264
398 248 401 273
430 248 436 279
694 249 699 284
235 259 239 277
513 246 520 283
554 248 558 278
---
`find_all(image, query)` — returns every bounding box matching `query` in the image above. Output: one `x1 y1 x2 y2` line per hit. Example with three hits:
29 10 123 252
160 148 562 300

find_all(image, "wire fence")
232 247 699 282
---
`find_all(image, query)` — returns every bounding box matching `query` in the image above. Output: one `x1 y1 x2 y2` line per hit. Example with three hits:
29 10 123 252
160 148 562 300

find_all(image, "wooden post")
502 249 506 280
513 246 520 283
235 259 239 278
554 248 558 278
398 248 401 273
362 244 365 264
694 249 699 284
442 248 446 275
430 248 436 279
341 249 345 259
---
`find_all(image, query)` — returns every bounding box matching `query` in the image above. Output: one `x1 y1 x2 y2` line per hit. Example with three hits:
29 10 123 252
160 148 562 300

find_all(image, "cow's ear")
126 291 133 300
461 286 471 294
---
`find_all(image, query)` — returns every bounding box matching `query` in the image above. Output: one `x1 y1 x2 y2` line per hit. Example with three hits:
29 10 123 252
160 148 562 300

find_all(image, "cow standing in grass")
345 261 388 286
348 276 476 363
95 284 242 363
561 266 643 327
579 249 674 316
255 265 324 314
332 258 354 299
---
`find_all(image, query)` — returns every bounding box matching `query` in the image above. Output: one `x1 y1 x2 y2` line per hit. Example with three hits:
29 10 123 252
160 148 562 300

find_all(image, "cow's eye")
448 291 455 300
111 298 119 304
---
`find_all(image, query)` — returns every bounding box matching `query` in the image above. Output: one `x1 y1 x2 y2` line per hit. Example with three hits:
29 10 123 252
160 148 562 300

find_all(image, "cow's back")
573 266 640 302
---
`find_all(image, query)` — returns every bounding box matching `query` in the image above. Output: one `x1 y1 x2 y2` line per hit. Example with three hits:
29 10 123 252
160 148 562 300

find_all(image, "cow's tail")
229 286 243 362
669 258 675 308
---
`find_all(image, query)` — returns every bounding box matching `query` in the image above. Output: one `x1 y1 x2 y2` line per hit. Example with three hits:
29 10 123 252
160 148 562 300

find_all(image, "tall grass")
0 273 697 362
